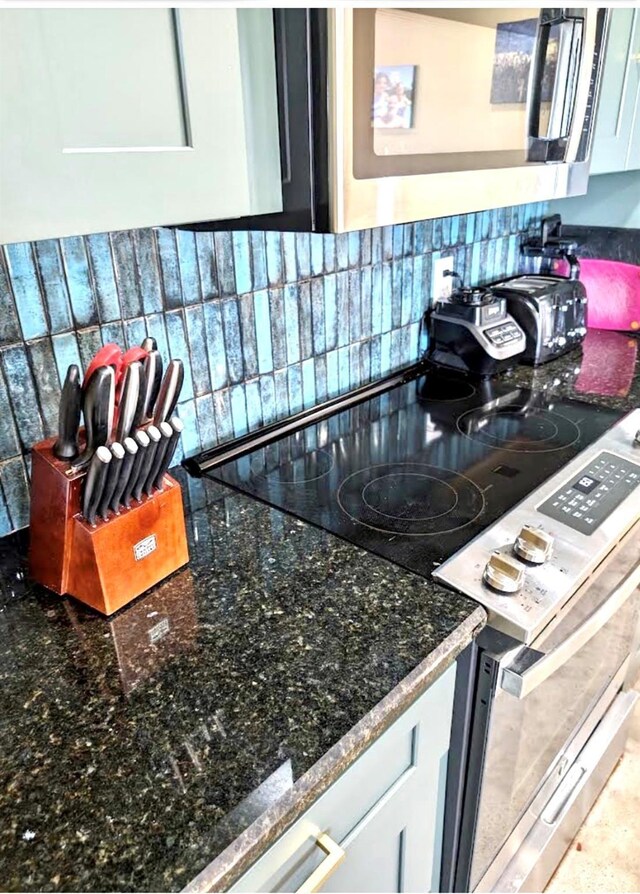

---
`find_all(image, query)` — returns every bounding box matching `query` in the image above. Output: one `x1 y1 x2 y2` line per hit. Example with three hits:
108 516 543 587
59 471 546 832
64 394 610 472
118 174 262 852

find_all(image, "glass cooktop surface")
207 371 623 576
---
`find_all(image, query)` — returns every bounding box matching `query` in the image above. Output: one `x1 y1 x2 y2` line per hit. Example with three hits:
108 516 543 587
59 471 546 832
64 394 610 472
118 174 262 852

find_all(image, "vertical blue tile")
176 230 201 305
185 304 211 396
0 457 30 530
124 317 147 350
359 340 371 384
336 233 349 271
203 301 228 391
325 349 339 398
349 342 361 388
390 328 403 370
238 293 258 379
314 355 328 403
371 228 382 265
371 263 382 336
287 363 302 415
450 215 460 246
273 368 289 419
337 346 350 393
465 213 476 245
282 233 297 284
269 287 287 370
144 313 170 368
392 225 404 259
0 367 19 459
0 253 21 346
381 263 392 334
485 240 496 283
195 394 217 450
296 233 311 279
109 231 141 319
195 232 219 299
213 389 233 442
254 289 275 373
85 234 121 323
133 229 163 315
232 232 252 295
1 345 44 446
176 399 200 456
348 269 361 343
382 226 394 261
101 321 125 347
259 374 276 426
323 234 336 274
360 265 372 340
380 331 392 375
470 242 482 285
361 230 372 267
4 243 48 339
221 299 244 385
412 255 424 322
432 218 443 250
34 241 72 333
26 338 60 437
391 262 402 329
250 232 268 290
165 310 195 401
441 217 452 248
61 236 98 326
336 271 350 348
310 234 324 277
76 327 103 375
311 278 325 355
245 379 262 432
301 357 316 409
324 274 337 352
265 232 283 286
348 232 360 267
507 235 519 275
298 281 313 361
403 224 414 257
401 258 413 327
0 486 11 537
282 284 299 367
413 221 426 255
51 332 82 392
230 384 248 436
370 334 382 380
214 232 237 297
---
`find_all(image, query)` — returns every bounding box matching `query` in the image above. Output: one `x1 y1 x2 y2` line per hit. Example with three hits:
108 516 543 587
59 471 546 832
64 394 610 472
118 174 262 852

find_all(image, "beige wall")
373 8 534 157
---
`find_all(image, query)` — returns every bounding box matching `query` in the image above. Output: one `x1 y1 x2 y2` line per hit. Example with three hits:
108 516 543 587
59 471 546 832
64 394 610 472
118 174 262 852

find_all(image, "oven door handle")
501 559 640 699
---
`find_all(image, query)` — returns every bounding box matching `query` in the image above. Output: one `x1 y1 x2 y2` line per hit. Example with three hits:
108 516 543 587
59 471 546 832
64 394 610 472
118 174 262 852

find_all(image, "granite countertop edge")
183 604 486 893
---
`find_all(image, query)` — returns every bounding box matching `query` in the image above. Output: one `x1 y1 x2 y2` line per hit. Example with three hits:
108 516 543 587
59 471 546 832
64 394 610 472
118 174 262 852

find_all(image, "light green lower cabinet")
231 663 456 894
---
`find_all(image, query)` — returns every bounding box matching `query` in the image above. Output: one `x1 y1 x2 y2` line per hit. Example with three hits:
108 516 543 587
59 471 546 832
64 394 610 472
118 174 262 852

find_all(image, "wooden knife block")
29 438 189 616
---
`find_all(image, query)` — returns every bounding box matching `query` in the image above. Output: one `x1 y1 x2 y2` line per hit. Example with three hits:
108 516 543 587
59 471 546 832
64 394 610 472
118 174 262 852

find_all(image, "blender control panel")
484 321 523 347
538 451 640 535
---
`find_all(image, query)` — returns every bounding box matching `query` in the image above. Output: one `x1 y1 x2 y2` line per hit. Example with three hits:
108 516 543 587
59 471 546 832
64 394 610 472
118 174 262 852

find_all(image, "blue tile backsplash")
0 202 547 535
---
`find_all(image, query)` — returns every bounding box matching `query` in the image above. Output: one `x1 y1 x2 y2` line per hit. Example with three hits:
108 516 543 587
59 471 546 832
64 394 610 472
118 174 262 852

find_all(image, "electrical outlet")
432 255 455 300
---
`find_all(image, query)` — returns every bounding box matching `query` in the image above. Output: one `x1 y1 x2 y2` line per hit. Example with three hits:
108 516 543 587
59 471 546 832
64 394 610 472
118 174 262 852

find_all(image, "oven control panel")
433 409 640 644
538 451 640 536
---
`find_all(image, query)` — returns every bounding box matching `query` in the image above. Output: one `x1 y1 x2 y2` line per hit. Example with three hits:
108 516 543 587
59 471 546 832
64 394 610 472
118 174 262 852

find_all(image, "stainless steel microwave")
183 7 608 235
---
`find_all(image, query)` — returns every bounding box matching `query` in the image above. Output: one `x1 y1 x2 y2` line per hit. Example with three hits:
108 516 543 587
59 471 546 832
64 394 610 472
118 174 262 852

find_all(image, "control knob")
514 525 553 564
634 430 640 447
483 551 525 594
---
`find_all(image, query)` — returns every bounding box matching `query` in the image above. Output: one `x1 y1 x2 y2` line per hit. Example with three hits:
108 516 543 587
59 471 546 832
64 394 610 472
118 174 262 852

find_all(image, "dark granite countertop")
0 473 484 893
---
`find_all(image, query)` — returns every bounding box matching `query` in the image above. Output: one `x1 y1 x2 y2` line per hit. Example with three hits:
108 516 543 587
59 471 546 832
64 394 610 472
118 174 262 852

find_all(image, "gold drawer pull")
296 833 346 893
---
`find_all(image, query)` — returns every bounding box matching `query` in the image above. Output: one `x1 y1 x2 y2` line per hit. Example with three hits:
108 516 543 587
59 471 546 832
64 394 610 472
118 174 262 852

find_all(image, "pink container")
554 258 640 332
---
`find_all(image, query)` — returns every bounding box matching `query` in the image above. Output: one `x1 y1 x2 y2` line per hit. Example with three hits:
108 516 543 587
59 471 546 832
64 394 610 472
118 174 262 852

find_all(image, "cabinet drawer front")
231 663 456 893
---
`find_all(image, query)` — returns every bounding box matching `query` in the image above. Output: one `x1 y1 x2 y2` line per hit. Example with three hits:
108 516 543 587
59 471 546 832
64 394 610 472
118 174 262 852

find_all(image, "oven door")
329 7 607 231
462 520 640 892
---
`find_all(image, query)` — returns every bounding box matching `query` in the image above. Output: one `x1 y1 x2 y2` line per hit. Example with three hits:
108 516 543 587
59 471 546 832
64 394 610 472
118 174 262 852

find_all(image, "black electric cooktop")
206 369 623 577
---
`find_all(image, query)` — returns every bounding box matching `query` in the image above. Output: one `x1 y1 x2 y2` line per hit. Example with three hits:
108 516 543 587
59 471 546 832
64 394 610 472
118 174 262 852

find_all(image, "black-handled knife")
115 361 144 442
109 436 138 514
143 421 172 496
53 364 82 461
97 442 125 521
141 336 157 353
153 359 184 425
73 366 115 471
132 425 161 502
142 350 163 422
82 446 112 526
122 430 150 509
153 416 184 490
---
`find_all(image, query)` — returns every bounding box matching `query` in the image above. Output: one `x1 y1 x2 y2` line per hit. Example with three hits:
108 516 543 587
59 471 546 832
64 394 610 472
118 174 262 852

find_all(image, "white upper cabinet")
0 9 282 244
590 8 640 175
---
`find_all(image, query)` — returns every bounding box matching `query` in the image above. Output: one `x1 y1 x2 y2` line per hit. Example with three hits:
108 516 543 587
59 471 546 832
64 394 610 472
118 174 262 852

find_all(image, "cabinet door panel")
0 9 282 243
590 9 640 174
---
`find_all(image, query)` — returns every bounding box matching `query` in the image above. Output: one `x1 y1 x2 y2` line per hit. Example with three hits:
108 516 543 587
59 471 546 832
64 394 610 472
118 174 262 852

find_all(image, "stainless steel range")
187 362 640 893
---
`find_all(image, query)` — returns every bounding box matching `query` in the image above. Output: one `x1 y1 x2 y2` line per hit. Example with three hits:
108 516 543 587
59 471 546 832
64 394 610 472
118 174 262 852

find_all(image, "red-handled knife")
83 343 123 390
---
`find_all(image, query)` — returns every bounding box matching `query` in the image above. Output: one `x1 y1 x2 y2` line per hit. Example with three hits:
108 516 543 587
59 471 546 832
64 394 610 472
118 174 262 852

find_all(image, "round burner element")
419 375 477 403
257 448 334 484
457 405 580 453
337 463 485 537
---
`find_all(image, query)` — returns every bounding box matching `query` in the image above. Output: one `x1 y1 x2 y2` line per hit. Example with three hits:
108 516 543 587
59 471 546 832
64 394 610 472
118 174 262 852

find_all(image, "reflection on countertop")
0 480 482 893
